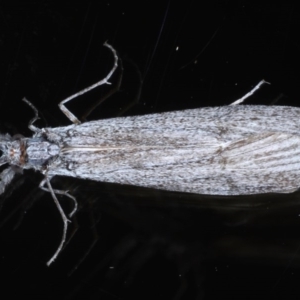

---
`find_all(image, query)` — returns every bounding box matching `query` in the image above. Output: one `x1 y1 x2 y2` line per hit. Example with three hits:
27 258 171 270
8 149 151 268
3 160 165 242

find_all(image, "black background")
1 1 300 299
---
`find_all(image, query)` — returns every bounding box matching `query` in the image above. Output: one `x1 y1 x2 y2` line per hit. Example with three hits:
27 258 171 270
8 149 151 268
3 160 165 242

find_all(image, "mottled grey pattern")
1 44 291 266
2 104 300 265
28 105 300 195
2 105 300 196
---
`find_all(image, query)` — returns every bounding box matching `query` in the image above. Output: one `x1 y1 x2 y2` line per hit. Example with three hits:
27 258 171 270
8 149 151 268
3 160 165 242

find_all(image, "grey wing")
217 132 300 194
50 132 300 195
48 106 300 147
45 105 300 195
108 132 300 195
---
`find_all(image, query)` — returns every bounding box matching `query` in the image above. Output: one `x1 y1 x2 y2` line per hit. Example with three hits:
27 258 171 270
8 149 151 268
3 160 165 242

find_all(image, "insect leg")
39 176 78 266
22 98 42 133
81 55 143 120
80 55 124 121
58 42 119 125
230 80 270 105
40 176 70 265
39 176 78 218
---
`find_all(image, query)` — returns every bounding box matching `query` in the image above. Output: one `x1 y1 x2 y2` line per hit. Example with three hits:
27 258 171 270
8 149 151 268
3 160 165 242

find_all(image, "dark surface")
1 1 300 299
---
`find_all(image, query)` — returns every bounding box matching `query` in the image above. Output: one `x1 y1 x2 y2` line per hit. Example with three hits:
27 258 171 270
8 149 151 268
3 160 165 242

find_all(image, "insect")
1 43 298 265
